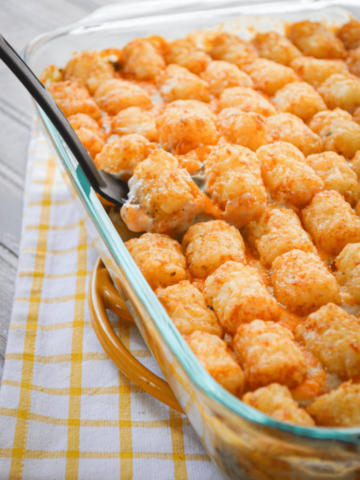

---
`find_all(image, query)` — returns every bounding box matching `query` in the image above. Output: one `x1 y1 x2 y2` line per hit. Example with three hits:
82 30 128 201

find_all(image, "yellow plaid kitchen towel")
0 123 225 480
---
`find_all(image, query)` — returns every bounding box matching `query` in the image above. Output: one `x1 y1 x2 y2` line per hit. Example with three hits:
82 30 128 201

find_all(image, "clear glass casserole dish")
23 1 360 478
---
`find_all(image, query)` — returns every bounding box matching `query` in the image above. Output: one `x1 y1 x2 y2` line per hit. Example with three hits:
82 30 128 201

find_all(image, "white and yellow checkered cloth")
0 124 225 480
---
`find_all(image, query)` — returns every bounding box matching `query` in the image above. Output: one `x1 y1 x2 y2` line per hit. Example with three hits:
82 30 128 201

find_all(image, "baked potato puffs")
182 220 246 278
306 152 360 206
251 32 301 66
234 320 306 390
205 144 268 227
125 233 187 290
271 250 340 315
257 142 324 207
44 19 360 427
272 82 326 122
156 281 222 336
307 382 360 427
266 114 323 157
204 261 280 333
243 383 315 426
219 87 276 116
295 303 360 379
186 331 245 396
302 190 360 255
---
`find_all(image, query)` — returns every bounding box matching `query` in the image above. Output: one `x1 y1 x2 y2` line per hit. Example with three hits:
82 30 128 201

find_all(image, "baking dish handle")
88 257 183 413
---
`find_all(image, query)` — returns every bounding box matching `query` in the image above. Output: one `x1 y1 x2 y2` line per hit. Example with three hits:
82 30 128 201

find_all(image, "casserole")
23 1 360 478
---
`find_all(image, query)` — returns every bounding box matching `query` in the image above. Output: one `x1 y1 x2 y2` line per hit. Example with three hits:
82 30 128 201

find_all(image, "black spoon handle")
0 33 106 190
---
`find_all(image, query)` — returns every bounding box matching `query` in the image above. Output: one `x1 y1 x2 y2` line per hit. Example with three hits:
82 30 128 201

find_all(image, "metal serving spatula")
0 34 129 207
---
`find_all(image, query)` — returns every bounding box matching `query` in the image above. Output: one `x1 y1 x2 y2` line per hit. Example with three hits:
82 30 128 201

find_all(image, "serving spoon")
0 34 129 207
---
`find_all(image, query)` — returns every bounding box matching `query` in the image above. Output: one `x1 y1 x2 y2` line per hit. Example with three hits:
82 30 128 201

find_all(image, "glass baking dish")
23 1 360 478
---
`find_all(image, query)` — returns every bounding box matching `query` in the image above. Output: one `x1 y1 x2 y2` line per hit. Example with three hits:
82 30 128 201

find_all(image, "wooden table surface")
0 0 130 385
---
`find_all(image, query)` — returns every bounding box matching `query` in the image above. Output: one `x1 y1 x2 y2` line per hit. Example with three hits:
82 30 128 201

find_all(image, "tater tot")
317 73 360 113
307 382 360 427
204 261 280 333
156 64 210 103
257 142 324 207
125 232 187 290
111 107 158 142
186 331 245 396
164 39 212 75
200 61 253 97
121 37 166 80
182 220 246 278
351 150 360 177
63 51 114 94
40 65 63 87
48 81 101 119
120 149 208 234
335 243 360 302
247 208 316 267
94 79 152 115
243 383 315 426
271 250 340 315
251 32 301 66
156 100 218 154
219 87 276 116
272 82 326 122
288 21 346 59
266 114 323 157
346 46 360 76
156 281 222 336
68 113 105 139
75 128 105 159
217 108 267 152
94 134 156 180
290 56 349 87
234 320 306 389
306 152 360 206
337 18 360 50
302 190 360 255
205 144 268 227
295 303 360 379
210 33 258 68
242 58 299 96
309 108 360 159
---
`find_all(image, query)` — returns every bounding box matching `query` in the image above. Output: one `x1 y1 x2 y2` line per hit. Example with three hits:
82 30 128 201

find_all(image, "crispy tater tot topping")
200 60 253 97
156 64 210 103
125 232 187 290
302 190 360 255
337 18 360 50
335 243 360 302
217 108 267 152
219 87 276 117
309 108 360 159
271 250 340 315
243 383 315 426
245 208 316 268
290 56 349 87
257 142 324 207
242 58 299 96
156 281 222 336
186 331 245 396
234 320 306 390
295 303 360 379
272 82 327 122
288 21 346 59
111 107 158 142
307 381 360 427
346 46 360 77
164 39 212 75
210 33 258 68
94 134 156 180
121 37 166 80
182 220 246 278
48 81 101 119
251 32 301 66
317 73 360 114
306 152 360 206
266 113 323 157
94 79 152 115
64 51 114 94
205 144 268 227
204 261 280 333
156 100 218 154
